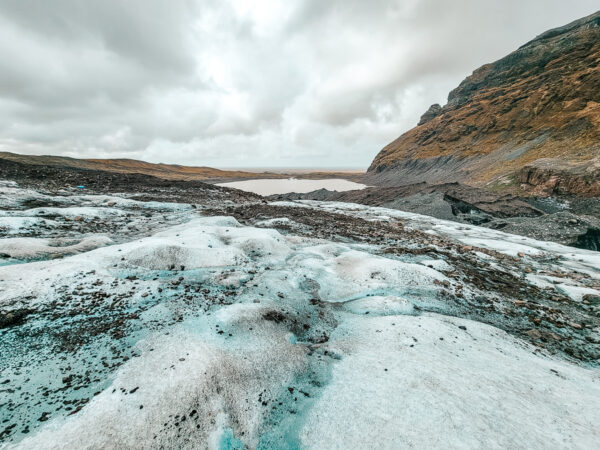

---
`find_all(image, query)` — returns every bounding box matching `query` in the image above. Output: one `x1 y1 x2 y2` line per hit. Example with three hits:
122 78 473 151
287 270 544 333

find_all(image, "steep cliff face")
368 11 600 196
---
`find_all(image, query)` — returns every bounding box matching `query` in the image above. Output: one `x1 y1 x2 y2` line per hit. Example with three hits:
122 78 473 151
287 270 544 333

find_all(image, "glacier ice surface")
1 190 599 448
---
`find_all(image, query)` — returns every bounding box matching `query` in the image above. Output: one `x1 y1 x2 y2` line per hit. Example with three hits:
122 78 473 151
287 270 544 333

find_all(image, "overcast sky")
0 1 597 168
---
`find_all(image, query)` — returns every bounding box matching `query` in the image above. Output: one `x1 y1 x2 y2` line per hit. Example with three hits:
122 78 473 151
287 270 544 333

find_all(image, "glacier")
1 182 599 449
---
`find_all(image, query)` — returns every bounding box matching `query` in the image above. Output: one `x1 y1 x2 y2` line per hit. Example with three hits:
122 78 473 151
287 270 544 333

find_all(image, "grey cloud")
0 0 598 167
0 0 196 71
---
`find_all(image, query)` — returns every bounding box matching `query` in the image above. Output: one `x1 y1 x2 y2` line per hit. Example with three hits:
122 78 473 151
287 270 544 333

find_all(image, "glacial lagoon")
216 178 367 196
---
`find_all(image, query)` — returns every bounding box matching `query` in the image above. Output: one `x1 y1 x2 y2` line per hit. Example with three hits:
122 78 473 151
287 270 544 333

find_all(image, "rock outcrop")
516 157 600 197
368 11 600 196
268 182 543 219
418 104 442 126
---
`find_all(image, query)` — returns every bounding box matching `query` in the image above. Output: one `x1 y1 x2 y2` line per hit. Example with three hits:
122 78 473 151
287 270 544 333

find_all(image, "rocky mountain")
368 11 600 197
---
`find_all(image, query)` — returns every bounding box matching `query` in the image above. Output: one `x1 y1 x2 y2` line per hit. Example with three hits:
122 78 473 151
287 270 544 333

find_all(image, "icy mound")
300 313 600 449
292 248 448 302
123 242 247 270
17 305 308 450
117 217 291 271
0 217 59 235
0 235 113 260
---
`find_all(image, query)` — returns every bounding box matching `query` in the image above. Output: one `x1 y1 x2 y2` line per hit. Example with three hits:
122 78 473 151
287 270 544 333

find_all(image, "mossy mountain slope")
368 11 600 196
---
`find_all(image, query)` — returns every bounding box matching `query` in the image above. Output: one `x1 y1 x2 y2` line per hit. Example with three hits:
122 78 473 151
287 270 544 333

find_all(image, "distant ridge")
0 152 365 183
0 151 285 182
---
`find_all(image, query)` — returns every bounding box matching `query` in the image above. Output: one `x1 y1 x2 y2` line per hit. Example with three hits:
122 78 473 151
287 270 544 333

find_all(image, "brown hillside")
368 11 600 196
0 152 364 183
0 152 285 182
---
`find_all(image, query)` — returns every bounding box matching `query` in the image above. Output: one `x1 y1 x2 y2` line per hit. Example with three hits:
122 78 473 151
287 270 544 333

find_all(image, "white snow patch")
295 249 448 301
555 284 600 302
300 313 600 449
255 217 292 227
0 217 59 234
344 295 415 316
0 235 113 259
14 206 126 219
